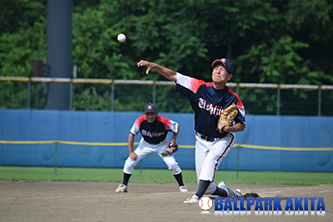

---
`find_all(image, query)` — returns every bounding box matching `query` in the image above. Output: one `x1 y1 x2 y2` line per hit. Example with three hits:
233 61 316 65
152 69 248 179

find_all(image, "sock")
195 180 211 198
212 187 228 197
173 172 184 186
122 173 131 186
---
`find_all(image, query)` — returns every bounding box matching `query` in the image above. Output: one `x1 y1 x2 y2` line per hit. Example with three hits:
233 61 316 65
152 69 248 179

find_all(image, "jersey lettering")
141 129 165 138
130 114 179 144
198 97 223 117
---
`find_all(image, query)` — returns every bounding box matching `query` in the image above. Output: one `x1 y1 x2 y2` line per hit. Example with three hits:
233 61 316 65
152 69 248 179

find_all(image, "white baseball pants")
195 132 235 194
123 138 182 175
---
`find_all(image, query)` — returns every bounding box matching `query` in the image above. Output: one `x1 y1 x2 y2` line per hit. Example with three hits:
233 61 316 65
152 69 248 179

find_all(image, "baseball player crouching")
115 103 188 193
137 58 246 203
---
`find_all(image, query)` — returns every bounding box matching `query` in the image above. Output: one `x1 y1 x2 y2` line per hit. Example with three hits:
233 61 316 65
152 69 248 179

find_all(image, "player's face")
212 64 233 84
145 112 157 123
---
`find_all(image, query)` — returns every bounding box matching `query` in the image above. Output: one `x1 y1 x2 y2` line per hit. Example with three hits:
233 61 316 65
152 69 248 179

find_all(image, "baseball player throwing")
116 103 188 193
137 58 246 203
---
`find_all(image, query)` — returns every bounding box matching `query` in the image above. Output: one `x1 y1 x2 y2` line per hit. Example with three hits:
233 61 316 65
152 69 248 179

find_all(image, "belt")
196 132 223 142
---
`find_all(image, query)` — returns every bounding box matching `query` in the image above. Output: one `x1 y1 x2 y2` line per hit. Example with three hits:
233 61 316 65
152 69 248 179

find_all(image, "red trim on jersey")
190 78 212 93
156 115 171 130
134 115 146 127
227 88 244 110
135 115 171 130
212 133 235 182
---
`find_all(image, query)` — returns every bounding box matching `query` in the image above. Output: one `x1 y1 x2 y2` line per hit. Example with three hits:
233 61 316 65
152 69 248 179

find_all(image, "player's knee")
168 163 180 174
124 159 138 174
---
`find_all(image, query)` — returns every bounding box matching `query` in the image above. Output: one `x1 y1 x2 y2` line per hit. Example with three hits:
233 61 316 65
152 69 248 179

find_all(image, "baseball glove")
217 103 238 133
160 143 179 156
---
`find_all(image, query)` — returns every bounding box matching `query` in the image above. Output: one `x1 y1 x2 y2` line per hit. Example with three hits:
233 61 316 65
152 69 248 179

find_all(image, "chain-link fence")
0 77 332 116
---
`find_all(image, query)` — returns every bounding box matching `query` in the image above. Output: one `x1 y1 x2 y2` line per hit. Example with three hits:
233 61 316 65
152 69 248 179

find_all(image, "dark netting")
1 79 332 116
321 90 333 116
73 83 111 111
0 81 28 109
280 89 319 116
113 84 152 112
237 87 278 115
155 85 193 113
0 81 47 110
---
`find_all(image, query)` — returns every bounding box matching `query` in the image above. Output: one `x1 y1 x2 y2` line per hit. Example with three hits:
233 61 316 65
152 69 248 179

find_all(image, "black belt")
197 132 224 142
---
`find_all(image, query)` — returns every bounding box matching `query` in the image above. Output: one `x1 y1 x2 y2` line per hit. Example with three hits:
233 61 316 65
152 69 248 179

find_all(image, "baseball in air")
117 33 126 42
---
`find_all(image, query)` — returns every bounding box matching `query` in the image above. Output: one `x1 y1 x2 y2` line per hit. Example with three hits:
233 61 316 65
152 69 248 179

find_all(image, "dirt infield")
0 180 332 222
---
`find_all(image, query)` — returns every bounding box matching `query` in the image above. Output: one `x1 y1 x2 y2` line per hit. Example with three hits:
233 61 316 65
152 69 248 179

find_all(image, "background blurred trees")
0 0 332 111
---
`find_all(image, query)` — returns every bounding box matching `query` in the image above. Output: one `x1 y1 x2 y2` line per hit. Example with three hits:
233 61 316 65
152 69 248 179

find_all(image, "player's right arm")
128 133 137 160
137 60 177 82
129 116 145 161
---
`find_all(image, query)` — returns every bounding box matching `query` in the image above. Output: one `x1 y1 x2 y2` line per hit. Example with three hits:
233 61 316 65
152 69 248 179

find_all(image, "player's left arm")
223 121 245 133
224 96 246 133
167 122 180 155
170 123 180 145
159 119 180 156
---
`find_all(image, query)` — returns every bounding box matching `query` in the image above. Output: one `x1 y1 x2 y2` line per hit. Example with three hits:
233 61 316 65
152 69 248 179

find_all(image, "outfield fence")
1 76 333 116
1 139 332 175
1 110 332 172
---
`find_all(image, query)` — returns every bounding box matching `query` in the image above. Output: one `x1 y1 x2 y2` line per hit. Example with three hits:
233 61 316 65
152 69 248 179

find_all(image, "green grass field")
0 166 332 185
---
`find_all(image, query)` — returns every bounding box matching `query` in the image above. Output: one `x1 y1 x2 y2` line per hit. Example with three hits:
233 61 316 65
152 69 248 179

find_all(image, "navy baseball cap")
144 103 157 113
211 58 234 74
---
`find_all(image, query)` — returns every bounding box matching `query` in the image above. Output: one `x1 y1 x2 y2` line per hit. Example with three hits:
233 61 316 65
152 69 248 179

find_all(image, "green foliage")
284 0 333 81
113 84 152 111
0 81 28 109
237 87 278 115
73 84 111 111
0 18 47 77
0 0 332 111
72 8 133 80
155 85 193 113
0 0 46 34
0 0 47 109
237 35 312 84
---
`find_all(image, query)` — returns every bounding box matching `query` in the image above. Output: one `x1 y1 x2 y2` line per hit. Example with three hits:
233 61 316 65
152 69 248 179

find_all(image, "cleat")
179 186 188 192
218 181 242 197
184 195 199 203
115 184 128 193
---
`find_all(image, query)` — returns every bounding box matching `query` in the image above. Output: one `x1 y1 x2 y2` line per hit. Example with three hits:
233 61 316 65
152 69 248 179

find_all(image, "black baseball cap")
211 58 234 74
144 103 157 113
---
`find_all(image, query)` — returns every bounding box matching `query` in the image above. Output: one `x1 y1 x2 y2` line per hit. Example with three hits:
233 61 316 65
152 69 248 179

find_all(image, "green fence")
0 76 332 115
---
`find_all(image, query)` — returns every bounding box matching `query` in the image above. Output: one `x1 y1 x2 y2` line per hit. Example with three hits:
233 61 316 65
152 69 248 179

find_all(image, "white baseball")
199 197 212 211
117 33 126 42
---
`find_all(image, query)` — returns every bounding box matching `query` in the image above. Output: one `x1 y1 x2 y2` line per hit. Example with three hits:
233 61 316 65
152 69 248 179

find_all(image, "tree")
0 0 332 112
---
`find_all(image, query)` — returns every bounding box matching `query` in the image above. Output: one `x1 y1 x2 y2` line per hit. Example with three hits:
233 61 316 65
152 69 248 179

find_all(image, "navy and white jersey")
130 114 179 144
176 72 246 138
